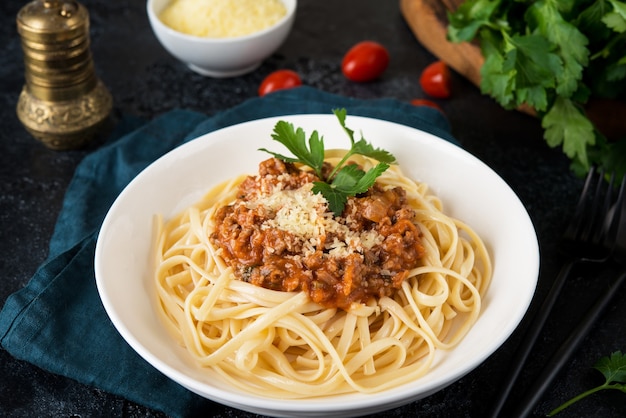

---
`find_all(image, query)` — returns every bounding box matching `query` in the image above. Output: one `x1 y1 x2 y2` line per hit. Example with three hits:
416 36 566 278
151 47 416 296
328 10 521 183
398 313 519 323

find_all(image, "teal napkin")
0 86 455 417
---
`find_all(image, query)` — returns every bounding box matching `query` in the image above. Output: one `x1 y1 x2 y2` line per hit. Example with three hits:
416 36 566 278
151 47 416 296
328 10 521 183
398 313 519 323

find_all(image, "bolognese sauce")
210 157 425 310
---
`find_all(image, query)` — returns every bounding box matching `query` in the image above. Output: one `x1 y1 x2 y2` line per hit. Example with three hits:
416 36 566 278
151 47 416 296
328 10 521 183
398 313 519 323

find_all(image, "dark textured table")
2 1 626 417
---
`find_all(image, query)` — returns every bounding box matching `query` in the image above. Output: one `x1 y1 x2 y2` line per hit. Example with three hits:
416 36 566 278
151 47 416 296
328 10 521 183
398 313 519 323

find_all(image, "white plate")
95 114 539 417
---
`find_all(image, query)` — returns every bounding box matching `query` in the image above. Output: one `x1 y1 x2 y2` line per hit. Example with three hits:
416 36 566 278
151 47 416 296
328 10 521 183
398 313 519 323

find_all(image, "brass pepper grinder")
16 0 113 150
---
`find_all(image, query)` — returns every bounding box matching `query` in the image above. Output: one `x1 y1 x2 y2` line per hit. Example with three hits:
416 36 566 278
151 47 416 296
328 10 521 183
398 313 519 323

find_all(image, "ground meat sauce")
210 157 425 310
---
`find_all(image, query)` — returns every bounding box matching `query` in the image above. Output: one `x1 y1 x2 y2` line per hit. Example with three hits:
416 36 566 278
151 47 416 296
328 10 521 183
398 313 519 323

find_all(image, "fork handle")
508 269 626 418
488 260 577 418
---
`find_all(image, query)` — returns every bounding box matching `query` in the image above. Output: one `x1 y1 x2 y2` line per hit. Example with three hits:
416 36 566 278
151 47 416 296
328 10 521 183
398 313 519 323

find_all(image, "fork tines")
564 167 617 253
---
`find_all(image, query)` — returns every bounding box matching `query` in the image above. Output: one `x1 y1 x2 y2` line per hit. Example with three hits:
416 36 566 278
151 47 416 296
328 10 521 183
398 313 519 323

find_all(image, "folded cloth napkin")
0 86 456 417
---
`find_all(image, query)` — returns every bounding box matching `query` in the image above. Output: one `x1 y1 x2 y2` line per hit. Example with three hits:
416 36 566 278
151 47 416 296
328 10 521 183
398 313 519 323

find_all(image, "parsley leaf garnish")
262 120 325 178
311 162 390 216
259 109 396 216
548 351 626 416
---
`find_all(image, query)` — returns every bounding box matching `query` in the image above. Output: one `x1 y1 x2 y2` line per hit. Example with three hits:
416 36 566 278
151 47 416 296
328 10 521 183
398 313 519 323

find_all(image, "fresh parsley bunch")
260 108 396 216
447 0 626 178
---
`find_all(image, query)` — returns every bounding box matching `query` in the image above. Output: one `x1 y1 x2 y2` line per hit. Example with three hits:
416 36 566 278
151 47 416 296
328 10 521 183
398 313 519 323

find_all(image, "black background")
1 0 625 417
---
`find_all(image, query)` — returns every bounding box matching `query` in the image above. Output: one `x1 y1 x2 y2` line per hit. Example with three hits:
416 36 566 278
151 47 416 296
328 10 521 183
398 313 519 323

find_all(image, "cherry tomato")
410 98 444 113
258 70 302 96
419 61 451 99
341 41 390 82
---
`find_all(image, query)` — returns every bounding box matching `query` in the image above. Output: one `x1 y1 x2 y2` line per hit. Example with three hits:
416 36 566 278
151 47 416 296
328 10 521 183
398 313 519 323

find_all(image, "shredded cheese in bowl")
159 0 288 38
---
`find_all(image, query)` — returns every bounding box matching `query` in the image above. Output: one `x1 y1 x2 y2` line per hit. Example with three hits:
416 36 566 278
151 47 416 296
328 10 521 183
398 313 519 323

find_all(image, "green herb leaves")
263 119 326 178
549 351 626 415
260 109 396 216
311 163 390 217
448 0 626 178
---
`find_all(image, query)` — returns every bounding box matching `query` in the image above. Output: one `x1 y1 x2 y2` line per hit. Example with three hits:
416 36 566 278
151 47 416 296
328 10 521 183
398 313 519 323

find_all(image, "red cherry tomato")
410 98 444 113
419 61 451 99
341 41 390 82
258 70 302 96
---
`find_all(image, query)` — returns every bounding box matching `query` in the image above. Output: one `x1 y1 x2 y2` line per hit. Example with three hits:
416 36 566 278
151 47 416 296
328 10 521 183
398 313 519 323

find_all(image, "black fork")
563 167 622 258
489 167 626 418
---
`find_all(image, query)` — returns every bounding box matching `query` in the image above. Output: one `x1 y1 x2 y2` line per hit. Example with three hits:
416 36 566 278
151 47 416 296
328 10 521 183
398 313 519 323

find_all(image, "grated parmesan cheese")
159 0 287 38
245 183 384 258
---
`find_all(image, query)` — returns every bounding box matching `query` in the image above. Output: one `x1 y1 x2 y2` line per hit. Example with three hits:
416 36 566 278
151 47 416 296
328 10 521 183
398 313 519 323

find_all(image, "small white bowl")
147 0 296 77
95 114 539 417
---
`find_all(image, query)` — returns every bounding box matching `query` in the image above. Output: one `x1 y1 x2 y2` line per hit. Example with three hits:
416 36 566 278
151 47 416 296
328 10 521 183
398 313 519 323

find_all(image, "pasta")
154 151 492 398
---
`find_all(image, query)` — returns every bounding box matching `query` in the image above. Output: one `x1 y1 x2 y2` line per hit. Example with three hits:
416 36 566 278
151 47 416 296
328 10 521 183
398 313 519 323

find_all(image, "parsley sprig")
549 351 626 415
260 109 396 216
447 0 626 179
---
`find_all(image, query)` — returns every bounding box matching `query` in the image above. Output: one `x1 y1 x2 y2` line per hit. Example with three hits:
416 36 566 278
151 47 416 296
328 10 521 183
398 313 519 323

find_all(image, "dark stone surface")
1 0 625 417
